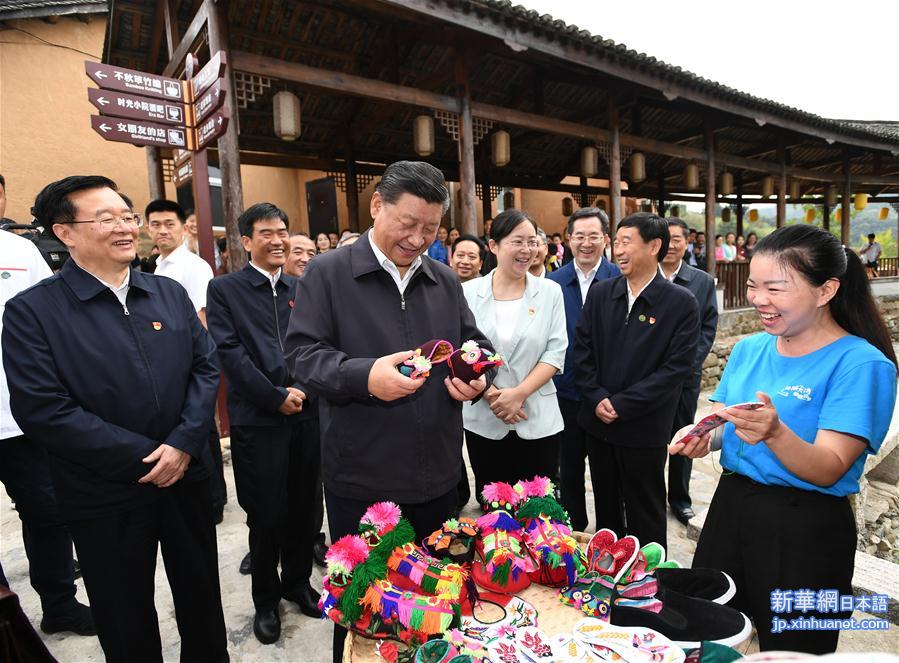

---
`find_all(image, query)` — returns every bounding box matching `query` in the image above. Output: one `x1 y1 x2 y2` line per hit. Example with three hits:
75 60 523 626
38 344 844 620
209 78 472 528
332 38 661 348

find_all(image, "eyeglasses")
63 213 143 228
504 239 539 249
570 233 603 243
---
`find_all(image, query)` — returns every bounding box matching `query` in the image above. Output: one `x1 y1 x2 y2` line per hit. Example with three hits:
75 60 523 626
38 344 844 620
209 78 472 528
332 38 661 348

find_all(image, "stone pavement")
1 393 895 661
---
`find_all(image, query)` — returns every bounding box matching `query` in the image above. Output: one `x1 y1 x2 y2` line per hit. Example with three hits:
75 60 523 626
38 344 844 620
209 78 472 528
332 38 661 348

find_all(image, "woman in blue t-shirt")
670 225 897 654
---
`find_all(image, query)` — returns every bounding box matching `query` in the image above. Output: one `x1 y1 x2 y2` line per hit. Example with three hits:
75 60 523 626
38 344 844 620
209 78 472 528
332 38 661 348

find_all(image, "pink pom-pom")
360 501 402 535
325 534 370 576
517 475 553 498
481 481 520 507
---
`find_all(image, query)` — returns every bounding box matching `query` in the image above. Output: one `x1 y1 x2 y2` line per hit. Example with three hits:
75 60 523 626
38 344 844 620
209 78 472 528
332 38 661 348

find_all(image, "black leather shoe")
283 583 321 618
313 540 328 568
213 506 224 525
239 551 252 575
253 608 281 644
673 506 695 526
40 602 96 636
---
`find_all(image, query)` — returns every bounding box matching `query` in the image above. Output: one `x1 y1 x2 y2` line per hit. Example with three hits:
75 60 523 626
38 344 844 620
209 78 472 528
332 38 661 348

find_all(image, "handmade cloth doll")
514 475 584 587
472 482 537 594
447 340 503 383
398 339 454 379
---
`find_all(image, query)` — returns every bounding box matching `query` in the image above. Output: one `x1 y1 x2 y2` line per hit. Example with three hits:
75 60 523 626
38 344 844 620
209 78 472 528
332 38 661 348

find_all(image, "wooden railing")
715 261 751 310
877 257 898 277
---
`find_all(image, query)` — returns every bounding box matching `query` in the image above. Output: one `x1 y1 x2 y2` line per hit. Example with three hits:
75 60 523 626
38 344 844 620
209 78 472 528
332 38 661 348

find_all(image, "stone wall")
700 293 899 393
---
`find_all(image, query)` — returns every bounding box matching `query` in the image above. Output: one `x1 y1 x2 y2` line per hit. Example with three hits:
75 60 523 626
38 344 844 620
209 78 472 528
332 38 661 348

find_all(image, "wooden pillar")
345 141 359 232
735 172 744 238
822 200 831 232
207 0 246 271
841 152 852 245
657 169 666 217
454 50 477 236
776 141 787 227
481 173 492 230
704 121 716 274
579 176 589 209
146 148 165 200
607 97 621 242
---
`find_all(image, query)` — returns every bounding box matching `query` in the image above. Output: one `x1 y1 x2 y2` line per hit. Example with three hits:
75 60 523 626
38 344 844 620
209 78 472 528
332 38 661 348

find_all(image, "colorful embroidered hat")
398 339 454 379
447 340 502 383
387 543 469 602
514 475 584 587
473 503 537 594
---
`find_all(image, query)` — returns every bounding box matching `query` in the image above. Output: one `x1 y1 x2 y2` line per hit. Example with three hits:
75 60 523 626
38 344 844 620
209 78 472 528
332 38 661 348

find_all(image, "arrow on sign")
96 96 110 106
98 123 111 132
88 88 186 126
90 115 194 150
95 70 107 80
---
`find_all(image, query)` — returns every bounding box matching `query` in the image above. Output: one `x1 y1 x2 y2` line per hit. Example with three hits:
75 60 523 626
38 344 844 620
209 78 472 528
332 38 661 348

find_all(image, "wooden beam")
147 0 166 73
161 0 208 78
776 141 786 227
608 96 621 241
146 147 165 200
230 53 899 187
207 0 246 271
345 140 359 232
455 48 478 236
704 121 716 273
735 172 744 237
657 168 666 216
163 0 178 57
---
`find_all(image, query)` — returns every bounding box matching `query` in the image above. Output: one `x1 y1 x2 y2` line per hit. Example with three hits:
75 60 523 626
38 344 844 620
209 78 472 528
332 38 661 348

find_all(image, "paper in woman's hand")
675 402 764 445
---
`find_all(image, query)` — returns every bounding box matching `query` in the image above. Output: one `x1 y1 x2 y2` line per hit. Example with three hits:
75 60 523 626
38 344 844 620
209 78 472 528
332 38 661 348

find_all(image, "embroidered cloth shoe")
588 531 639 582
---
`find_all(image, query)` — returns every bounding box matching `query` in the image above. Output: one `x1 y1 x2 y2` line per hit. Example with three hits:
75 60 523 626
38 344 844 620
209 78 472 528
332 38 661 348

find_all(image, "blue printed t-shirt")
711 332 897 496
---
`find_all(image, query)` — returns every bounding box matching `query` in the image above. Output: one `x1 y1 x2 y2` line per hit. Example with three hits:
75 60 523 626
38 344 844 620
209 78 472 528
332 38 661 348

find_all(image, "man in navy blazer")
575 213 699 549
547 207 620 531
206 203 321 645
660 218 718 525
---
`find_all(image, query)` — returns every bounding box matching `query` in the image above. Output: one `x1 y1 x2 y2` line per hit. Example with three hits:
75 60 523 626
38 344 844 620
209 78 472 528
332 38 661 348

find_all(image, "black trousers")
207 421 227 513
586 435 667 549
67 479 228 663
557 397 589 531
0 436 78 618
326 486 458 663
667 377 701 510
694 472 855 654
230 419 321 610
456 454 471 509
465 429 560 504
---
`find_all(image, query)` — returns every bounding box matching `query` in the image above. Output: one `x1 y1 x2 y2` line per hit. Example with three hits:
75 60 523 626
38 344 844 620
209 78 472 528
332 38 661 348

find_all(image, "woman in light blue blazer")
461 209 567 502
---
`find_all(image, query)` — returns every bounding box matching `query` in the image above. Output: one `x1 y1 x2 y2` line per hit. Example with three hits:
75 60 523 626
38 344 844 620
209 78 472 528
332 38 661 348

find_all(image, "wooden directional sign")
193 80 226 124
90 116 193 150
195 109 229 150
191 51 227 98
88 88 186 126
85 61 185 101
173 148 191 165
172 160 193 187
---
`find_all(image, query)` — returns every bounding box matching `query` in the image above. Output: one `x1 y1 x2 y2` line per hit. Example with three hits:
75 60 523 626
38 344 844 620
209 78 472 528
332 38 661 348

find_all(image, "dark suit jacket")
283 230 495 503
2 260 217 519
574 272 699 447
547 259 621 401
670 262 718 382
207 264 312 427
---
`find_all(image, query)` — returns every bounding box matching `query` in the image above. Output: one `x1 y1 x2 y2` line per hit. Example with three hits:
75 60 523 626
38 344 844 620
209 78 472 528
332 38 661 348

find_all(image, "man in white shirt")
146 199 226 522
0 225 95 635
858 233 883 278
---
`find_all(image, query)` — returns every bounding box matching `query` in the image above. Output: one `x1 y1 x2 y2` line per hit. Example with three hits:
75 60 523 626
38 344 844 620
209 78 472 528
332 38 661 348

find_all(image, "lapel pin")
152 321 163 331
649 317 656 325
638 314 646 322
528 307 536 316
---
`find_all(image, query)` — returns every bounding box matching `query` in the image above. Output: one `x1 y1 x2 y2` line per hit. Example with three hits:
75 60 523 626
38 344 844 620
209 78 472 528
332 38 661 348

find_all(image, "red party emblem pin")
152 321 162 330
289 300 295 308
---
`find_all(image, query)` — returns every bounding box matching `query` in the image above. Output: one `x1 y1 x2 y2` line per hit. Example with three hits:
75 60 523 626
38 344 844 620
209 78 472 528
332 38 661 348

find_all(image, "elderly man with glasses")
2 176 229 663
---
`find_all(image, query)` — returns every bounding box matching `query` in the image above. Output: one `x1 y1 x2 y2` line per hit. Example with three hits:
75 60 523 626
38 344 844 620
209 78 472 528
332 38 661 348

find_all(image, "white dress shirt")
90 267 131 309
1 232 52 439
574 258 602 303
368 231 421 295
626 274 656 315
249 261 281 292
660 261 683 283
155 243 215 312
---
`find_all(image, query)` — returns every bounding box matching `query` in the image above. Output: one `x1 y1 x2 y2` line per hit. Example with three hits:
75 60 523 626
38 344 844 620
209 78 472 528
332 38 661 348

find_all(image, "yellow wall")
0 17 149 222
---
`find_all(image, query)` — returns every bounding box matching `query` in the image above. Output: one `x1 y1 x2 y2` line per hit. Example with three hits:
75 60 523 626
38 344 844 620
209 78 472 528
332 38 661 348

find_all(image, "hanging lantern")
854 192 868 210
719 171 734 197
670 205 680 218
413 115 435 156
503 191 515 209
684 164 699 190
805 208 816 224
273 90 301 141
721 207 731 223
629 152 646 183
581 146 598 178
562 197 574 217
761 176 774 198
825 186 837 207
491 130 510 167
748 209 759 223
790 180 801 201
879 207 890 221
835 208 842 223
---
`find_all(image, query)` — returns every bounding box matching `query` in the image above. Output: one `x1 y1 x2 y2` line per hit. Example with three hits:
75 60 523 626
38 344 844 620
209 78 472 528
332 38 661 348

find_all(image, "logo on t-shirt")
778 384 812 402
